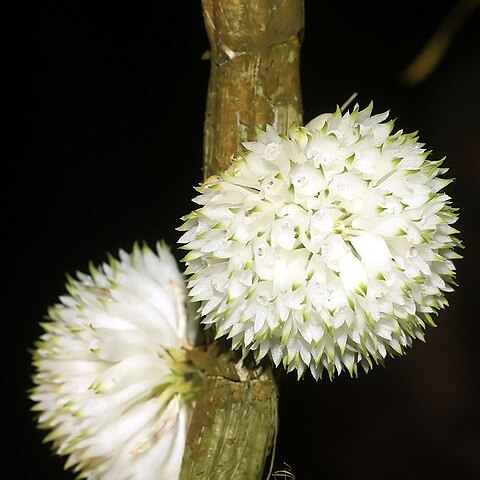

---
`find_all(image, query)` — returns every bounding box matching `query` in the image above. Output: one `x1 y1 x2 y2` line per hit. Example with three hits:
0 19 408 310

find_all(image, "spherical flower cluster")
31 243 200 480
179 104 460 379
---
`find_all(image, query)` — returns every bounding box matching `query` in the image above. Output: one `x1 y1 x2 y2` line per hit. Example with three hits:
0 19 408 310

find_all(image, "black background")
7 1 480 479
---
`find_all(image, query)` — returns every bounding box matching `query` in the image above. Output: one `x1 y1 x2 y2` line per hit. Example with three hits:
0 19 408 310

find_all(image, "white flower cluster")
31 244 199 480
179 104 460 379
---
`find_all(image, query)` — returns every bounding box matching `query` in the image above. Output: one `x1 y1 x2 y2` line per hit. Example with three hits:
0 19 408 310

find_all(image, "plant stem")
180 368 278 480
202 0 304 177
180 1 304 478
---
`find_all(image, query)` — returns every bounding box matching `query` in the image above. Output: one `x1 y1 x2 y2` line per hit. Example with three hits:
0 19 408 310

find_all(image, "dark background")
6 1 479 478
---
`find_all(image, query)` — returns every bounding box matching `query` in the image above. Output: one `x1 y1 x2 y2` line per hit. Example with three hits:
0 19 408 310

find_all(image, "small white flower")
179 104 461 379
31 243 200 480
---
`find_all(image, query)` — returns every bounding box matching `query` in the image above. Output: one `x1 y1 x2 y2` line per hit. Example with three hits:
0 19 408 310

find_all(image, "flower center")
157 348 203 404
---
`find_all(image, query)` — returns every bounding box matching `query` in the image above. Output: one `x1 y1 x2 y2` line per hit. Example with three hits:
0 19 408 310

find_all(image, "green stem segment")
180 1 304 478
180 369 278 479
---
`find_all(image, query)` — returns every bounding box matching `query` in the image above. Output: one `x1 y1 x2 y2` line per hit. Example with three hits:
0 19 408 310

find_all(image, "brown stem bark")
180 1 304 479
202 0 304 177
